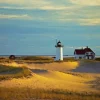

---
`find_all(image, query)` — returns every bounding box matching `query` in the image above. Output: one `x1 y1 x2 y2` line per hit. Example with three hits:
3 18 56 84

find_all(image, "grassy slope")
0 64 32 80
0 57 100 100
0 87 100 100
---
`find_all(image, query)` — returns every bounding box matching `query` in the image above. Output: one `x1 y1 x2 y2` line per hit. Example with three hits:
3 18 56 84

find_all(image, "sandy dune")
0 61 100 93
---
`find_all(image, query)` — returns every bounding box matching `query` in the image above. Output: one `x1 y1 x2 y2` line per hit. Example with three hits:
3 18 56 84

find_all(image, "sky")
0 0 100 55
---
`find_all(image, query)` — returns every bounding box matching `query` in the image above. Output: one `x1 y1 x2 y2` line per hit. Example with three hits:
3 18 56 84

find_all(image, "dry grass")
0 64 32 80
0 57 100 100
0 56 54 64
63 57 77 62
0 87 100 100
15 56 54 63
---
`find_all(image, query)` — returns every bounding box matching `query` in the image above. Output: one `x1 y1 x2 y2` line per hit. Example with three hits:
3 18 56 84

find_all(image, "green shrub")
95 58 100 61
0 65 32 80
21 56 53 60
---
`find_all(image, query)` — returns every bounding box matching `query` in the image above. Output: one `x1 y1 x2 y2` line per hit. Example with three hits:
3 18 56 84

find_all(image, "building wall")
85 52 95 59
56 47 63 61
85 52 93 55
74 54 85 59
74 52 95 60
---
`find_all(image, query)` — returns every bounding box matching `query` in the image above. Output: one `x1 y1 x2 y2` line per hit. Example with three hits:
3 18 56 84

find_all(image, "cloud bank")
0 0 100 25
70 0 100 6
0 14 32 19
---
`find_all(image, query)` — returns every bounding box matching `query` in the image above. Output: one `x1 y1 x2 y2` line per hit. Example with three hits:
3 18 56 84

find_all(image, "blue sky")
0 0 100 55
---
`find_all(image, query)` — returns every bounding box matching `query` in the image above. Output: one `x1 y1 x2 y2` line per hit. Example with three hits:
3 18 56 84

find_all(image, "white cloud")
78 18 100 25
95 46 100 48
1 0 100 7
0 14 50 21
0 14 32 19
41 6 66 10
0 0 50 8
0 0 47 5
70 0 100 6
65 46 88 49
56 17 100 25
0 0 100 26
0 0 77 10
0 6 74 10
65 46 74 49
0 6 31 10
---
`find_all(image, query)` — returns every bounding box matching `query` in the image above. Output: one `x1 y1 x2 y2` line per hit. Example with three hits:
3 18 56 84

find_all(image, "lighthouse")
55 41 64 61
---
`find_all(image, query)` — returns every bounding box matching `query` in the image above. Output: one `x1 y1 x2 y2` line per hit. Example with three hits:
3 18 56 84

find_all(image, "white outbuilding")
55 41 64 61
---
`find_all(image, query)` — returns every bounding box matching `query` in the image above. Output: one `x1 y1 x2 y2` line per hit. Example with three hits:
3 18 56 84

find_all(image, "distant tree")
9 55 16 60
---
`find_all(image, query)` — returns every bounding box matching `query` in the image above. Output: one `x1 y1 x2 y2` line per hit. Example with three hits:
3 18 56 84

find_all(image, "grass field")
0 63 32 80
0 56 100 100
0 87 100 100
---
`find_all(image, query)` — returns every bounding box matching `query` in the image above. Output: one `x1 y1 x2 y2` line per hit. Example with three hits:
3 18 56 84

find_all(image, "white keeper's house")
74 46 95 60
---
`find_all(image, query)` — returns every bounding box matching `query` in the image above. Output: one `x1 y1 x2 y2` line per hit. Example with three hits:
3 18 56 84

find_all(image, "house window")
86 52 88 55
91 52 93 55
79 57 82 59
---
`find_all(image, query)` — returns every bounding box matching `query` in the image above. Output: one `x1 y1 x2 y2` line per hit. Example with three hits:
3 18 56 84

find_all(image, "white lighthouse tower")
55 40 64 61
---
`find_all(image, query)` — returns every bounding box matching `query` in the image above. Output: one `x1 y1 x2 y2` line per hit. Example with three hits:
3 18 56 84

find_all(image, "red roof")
84 48 93 52
74 47 95 55
74 49 85 54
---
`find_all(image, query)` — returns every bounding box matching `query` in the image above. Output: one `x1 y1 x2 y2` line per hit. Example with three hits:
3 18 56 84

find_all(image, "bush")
22 56 53 60
0 65 32 80
9 55 16 60
95 58 100 61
